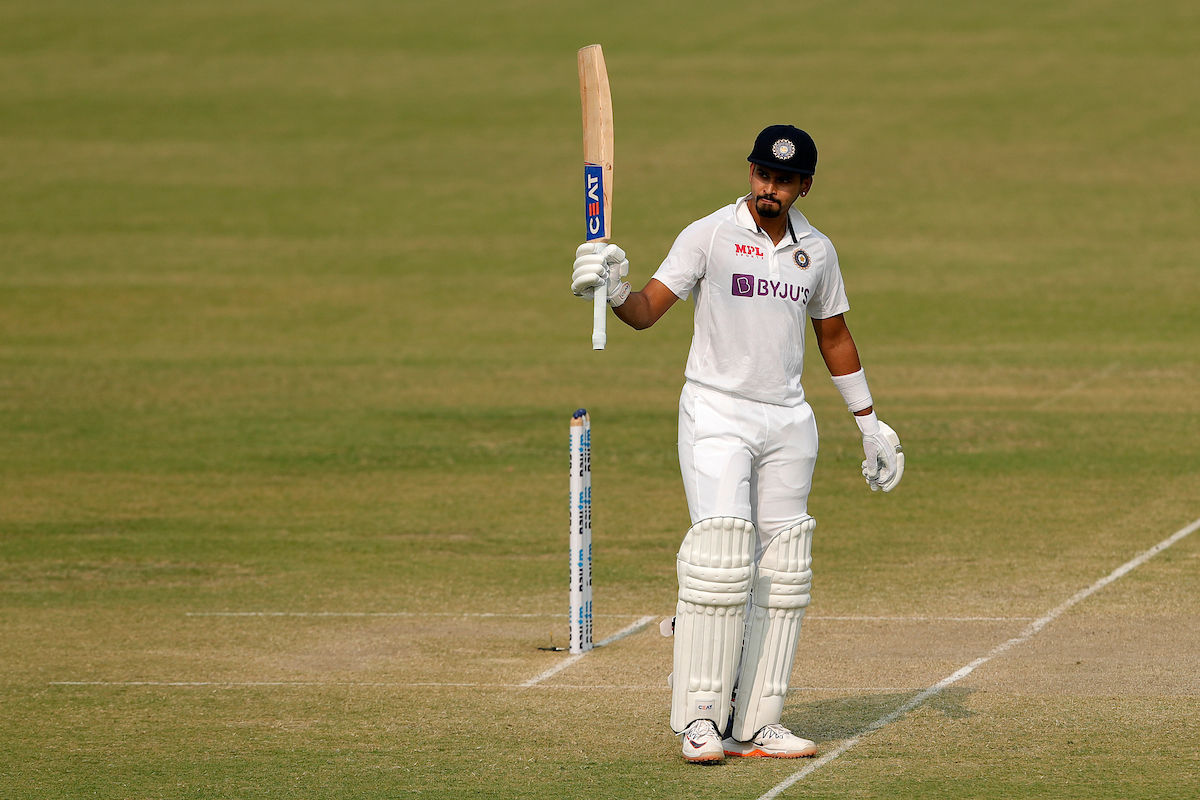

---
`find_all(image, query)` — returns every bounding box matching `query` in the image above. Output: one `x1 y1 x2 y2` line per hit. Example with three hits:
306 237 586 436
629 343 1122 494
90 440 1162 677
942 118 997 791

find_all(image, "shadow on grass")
783 687 976 743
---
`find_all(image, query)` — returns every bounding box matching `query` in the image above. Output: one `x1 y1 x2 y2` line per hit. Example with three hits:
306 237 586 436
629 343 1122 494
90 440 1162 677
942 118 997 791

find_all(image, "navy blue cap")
747 125 817 175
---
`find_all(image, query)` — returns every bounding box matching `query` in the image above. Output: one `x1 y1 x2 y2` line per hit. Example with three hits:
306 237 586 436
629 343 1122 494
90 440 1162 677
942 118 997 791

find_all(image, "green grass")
2 1 1199 798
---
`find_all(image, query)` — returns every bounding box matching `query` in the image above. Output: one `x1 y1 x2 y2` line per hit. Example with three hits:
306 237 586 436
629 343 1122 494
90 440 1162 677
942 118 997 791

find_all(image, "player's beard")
755 195 783 218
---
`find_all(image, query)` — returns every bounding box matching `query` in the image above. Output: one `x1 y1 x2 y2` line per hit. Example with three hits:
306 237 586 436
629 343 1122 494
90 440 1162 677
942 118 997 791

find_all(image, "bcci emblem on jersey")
792 249 811 270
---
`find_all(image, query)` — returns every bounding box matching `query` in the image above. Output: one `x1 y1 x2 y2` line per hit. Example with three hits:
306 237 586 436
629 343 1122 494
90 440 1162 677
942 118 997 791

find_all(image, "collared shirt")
651 196 850 406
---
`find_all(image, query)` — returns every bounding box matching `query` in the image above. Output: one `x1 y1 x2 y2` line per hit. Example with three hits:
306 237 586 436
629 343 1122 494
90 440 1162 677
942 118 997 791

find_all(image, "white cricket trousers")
678 382 819 554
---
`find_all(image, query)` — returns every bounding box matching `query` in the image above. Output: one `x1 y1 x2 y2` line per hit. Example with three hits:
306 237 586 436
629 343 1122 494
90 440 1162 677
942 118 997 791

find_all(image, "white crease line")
48 681 651 689
187 612 1033 622
183 618 648 623
50 616 661 693
47 680 926 692
807 616 1034 622
519 615 656 688
1032 361 1120 410
758 514 1200 800
49 681 454 687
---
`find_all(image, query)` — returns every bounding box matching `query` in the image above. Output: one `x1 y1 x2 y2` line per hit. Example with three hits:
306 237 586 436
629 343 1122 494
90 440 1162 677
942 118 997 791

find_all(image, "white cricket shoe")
723 723 818 758
680 719 724 763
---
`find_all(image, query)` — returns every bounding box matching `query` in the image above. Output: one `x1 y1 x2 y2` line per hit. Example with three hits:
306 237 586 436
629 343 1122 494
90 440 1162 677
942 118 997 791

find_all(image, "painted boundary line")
520 615 656 688
757 514 1200 800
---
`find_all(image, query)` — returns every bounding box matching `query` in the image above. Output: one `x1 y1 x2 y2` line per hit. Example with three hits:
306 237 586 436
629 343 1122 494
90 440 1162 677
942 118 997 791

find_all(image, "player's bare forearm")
613 278 678 330
812 314 861 373
812 314 873 415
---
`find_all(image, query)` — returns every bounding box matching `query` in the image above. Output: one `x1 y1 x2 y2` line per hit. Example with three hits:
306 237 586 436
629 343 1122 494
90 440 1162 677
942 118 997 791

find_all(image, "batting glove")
856 413 904 492
572 242 631 307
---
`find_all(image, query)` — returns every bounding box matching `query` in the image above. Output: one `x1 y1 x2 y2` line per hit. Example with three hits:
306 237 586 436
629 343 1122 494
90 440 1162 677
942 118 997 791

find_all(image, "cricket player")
571 125 904 763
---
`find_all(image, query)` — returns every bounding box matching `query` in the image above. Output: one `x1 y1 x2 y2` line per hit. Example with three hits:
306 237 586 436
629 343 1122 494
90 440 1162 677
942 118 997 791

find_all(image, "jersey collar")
735 195 813 244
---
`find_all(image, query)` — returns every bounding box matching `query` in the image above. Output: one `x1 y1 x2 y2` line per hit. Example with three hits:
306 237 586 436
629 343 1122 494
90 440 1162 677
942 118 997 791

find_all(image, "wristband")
854 410 881 436
830 368 873 413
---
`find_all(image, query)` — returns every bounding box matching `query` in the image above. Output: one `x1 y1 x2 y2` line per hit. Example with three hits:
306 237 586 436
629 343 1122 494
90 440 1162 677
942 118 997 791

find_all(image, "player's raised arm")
812 314 905 492
613 278 677 329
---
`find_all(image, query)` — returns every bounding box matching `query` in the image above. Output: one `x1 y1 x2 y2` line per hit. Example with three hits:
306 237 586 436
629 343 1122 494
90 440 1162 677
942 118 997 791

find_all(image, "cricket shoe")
680 719 724 763
722 724 817 758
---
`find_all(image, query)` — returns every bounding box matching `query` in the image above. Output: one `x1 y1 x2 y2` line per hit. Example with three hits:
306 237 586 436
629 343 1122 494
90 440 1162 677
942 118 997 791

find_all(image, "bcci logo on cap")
772 139 796 160
584 163 605 241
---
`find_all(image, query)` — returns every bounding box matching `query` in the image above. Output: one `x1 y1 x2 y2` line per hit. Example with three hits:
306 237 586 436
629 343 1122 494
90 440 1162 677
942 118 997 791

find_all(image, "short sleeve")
651 220 710 300
806 237 851 319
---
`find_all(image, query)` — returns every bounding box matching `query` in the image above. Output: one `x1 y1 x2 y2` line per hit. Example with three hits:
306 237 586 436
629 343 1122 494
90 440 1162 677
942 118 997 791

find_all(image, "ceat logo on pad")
695 701 715 713
734 243 765 259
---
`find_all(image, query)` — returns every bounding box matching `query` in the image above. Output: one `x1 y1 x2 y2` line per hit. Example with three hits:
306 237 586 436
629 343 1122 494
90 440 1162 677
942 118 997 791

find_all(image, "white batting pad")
670 517 756 734
731 516 814 741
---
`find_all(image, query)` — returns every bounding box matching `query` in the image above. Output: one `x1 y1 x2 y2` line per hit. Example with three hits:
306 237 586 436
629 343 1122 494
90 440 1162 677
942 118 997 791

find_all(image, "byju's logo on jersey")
584 163 605 241
734 243 765 259
732 273 811 305
732 274 755 297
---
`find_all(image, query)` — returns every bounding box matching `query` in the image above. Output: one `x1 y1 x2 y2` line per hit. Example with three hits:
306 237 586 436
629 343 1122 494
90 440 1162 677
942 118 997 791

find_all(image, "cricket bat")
578 44 614 351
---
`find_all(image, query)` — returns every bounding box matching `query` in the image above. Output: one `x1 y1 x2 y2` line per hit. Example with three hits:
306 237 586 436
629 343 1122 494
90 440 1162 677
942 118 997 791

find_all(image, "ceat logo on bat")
584 162 605 241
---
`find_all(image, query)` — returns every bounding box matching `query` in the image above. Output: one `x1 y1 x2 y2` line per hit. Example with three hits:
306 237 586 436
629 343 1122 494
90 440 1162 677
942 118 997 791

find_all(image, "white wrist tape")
831 368 873 413
854 410 880 436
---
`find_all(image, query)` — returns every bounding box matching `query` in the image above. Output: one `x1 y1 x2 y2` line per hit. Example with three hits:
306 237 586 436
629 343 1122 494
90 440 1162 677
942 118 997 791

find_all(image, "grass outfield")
2 1 1198 797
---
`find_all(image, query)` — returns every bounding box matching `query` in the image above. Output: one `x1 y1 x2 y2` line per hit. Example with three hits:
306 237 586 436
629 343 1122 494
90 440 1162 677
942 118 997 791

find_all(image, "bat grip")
591 286 607 350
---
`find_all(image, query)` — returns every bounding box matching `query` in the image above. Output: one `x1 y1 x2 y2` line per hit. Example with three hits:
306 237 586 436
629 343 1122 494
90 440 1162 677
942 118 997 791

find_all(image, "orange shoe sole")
723 746 817 758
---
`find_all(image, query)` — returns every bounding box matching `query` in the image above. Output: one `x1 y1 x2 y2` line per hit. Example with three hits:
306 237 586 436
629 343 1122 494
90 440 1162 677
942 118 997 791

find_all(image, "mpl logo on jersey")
734 243 765 259
584 163 605 241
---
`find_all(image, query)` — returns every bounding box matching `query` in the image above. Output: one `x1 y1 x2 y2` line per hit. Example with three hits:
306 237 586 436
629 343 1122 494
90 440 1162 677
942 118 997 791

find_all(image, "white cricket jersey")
651 196 850 407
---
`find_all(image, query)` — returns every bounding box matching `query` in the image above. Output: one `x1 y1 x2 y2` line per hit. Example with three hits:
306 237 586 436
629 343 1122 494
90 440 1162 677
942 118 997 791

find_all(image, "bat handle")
591 287 607 350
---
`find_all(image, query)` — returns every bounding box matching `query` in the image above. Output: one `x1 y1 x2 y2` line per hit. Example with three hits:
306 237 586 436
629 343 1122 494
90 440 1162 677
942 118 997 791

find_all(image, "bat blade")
578 44 614 350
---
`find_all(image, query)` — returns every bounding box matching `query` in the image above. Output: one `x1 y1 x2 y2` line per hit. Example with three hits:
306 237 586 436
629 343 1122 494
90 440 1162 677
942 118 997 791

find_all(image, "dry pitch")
1 1 1198 798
